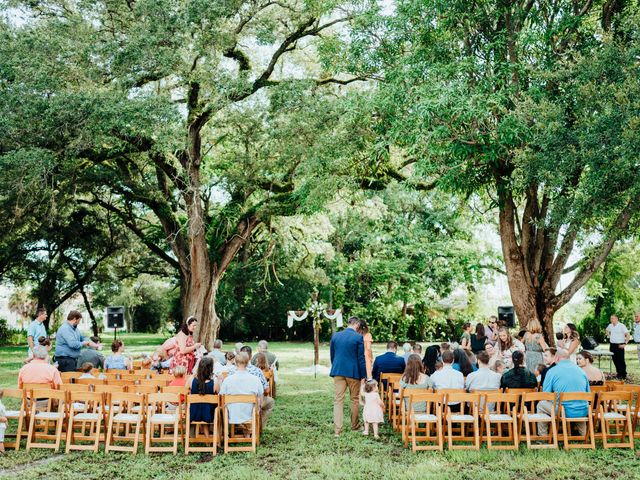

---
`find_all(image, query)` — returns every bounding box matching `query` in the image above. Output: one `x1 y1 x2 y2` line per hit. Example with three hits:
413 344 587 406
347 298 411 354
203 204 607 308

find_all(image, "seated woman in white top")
495 327 525 370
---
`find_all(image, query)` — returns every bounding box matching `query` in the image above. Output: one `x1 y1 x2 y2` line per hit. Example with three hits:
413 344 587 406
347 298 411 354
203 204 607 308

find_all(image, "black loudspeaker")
497 306 515 328
581 336 598 350
106 306 125 329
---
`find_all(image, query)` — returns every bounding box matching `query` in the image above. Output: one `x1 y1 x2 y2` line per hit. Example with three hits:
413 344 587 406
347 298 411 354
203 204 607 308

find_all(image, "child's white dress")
362 391 384 424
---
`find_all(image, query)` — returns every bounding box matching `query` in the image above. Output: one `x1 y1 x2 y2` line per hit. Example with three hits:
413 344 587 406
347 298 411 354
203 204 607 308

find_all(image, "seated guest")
234 342 244 355
434 361 443 372
500 351 537 390
431 350 464 411
78 362 96 379
372 341 406 382
484 343 499 368
169 365 188 387
151 346 172 372
18 346 62 388
465 351 501 392
105 340 132 370
76 336 105 370
252 340 279 369
537 348 590 437
576 351 606 386
235 346 274 427
534 364 546 384
207 339 226 366
253 353 269 372
439 342 451 356
492 360 505 374
220 352 264 428
23 336 53 365
452 348 477 376
465 350 478 370
496 327 525 370
431 350 464 390
402 343 413 361
539 347 557 387
215 352 236 375
400 354 434 412
422 345 440 375
412 343 422 357
189 357 219 437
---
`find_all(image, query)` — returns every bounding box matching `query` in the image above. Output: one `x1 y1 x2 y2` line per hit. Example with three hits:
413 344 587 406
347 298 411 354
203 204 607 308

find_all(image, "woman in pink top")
170 316 201 374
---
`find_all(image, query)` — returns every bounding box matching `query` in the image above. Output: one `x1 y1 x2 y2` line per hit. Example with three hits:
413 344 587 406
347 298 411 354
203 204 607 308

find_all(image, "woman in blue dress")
105 340 131 370
189 356 218 437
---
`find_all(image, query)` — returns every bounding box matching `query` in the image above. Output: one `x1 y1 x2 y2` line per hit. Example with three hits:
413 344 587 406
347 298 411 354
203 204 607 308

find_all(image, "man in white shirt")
634 312 640 364
431 350 465 410
605 315 630 379
220 352 263 426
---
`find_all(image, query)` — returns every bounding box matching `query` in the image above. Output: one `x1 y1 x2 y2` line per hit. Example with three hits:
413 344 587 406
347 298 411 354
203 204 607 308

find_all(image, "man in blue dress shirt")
55 310 100 372
537 348 590 436
330 316 367 436
27 308 48 357
371 341 406 382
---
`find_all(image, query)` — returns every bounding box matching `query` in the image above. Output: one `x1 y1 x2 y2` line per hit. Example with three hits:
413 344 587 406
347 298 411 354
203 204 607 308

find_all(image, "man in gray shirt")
76 336 105 369
207 339 226 365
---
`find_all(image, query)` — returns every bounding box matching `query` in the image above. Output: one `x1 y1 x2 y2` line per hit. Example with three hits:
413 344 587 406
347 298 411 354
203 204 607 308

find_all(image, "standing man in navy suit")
330 316 367 436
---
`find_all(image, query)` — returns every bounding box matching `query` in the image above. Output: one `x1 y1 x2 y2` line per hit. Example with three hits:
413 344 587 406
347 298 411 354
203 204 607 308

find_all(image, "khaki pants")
537 400 585 437
333 376 361 434
261 396 275 429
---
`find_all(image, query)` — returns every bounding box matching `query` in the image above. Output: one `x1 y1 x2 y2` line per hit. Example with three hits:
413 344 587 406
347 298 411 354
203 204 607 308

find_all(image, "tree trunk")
79 286 99 337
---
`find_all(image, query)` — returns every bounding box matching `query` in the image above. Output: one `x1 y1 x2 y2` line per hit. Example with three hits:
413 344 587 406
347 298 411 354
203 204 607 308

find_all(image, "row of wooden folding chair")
14 386 260 455
401 389 637 452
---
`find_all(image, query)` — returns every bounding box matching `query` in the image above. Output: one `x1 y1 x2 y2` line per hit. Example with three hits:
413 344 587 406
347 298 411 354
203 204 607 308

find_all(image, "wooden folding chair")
263 370 275 397
519 392 558 449
60 371 82 384
504 387 537 394
379 373 401 406
407 392 444 451
610 384 640 438
26 388 66 452
596 391 635 449
121 373 146 384
65 391 104 453
104 392 145 454
400 388 432 447
76 378 106 387
145 393 181 454
140 379 169 390
482 392 520 450
185 394 220 455
2 388 26 451
445 392 481 450
222 394 259 453
558 392 595 450
386 376 404 430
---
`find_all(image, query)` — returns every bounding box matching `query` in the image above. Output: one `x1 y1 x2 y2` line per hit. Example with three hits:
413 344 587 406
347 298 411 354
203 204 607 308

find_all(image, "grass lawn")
1 335 639 479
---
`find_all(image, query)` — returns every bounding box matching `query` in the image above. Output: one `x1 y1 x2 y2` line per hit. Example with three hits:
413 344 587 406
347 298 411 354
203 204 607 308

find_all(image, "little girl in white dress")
360 380 384 439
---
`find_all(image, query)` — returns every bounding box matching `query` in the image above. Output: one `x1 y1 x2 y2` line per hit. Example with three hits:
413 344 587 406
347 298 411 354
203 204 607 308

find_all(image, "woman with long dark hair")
170 316 201 374
471 323 487 354
400 354 433 412
500 351 537 389
452 348 476 376
422 345 440 375
188 356 218 437
558 323 580 363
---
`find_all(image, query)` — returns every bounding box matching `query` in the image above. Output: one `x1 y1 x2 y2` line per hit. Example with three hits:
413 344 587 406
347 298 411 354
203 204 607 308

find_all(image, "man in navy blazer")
330 316 367 436
372 341 406 382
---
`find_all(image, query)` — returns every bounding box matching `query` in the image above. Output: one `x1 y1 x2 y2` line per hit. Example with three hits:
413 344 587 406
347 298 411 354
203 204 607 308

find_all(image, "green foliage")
581 242 640 341
0 319 24 346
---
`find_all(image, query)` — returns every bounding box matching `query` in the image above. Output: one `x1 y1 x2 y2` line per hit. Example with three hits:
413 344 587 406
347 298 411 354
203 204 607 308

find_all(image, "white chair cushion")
149 414 177 423
35 412 62 420
565 416 589 421
103 405 121 413
394 399 401 405
614 405 628 411
526 413 551 421
5 410 21 418
414 413 438 422
73 413 101 421
70 402 87 411
488 414 513 422
113 413 141 422
603 412 626 420
449 414 475 422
